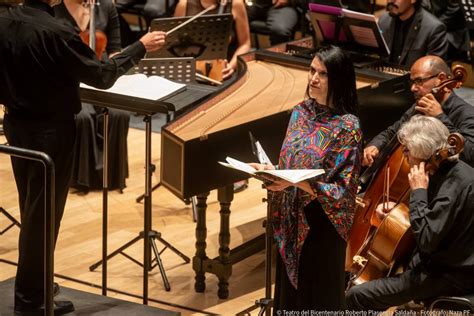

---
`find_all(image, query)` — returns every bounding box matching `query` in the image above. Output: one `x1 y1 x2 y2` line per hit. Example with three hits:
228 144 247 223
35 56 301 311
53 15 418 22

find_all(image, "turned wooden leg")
193 192 209 293
217 185 233 299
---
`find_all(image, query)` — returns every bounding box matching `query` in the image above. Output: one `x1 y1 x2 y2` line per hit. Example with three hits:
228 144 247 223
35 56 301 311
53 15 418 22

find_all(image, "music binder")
219 157 325 184
309 3 390 61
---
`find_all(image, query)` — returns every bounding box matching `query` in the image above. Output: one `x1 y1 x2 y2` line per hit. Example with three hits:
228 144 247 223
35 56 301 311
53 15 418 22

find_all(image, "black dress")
273 199 347 312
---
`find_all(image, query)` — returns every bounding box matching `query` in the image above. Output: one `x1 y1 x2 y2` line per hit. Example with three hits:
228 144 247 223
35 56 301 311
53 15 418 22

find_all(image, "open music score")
219 157 325 184
80 73 186 101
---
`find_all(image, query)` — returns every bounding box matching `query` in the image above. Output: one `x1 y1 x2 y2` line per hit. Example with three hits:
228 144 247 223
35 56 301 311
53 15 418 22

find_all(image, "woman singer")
250 46 363 311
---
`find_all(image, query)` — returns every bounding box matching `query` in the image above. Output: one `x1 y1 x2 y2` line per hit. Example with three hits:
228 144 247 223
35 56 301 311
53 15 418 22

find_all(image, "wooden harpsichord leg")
193 191 210 293
217 184 234 299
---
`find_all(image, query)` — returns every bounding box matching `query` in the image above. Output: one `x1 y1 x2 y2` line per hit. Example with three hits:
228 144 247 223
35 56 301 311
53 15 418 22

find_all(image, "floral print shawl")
270 99 362 289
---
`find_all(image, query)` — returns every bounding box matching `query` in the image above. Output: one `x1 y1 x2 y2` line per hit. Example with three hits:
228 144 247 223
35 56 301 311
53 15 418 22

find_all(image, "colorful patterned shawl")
270 99 362 289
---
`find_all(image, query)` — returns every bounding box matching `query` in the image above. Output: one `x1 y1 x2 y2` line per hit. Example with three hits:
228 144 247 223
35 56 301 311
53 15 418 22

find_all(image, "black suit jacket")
378 7 449 68
422 0 469 51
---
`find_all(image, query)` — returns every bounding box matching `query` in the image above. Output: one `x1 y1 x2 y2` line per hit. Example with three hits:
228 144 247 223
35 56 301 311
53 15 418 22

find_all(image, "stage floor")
0 278 180 315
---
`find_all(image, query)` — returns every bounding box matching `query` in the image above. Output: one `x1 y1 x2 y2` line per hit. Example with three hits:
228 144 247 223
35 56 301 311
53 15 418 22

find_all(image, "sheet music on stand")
147 13 233 60
309 3 390 66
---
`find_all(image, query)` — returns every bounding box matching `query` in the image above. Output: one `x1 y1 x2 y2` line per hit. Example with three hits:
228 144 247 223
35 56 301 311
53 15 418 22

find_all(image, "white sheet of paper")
80 73 186 101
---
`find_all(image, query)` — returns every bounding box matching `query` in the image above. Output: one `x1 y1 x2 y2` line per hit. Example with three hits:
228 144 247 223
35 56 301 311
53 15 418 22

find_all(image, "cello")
348 132 465 287
346 65 468 270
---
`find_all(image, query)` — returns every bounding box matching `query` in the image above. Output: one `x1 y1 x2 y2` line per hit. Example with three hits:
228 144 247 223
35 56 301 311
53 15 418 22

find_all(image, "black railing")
0 144 55 316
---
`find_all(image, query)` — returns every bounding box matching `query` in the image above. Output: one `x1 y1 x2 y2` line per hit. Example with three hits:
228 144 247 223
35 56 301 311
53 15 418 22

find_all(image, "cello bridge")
353 255 368 268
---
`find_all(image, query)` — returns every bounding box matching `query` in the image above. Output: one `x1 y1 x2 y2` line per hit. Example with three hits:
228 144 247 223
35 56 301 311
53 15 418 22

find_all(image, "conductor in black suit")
378 0 449 68
0 0 165 313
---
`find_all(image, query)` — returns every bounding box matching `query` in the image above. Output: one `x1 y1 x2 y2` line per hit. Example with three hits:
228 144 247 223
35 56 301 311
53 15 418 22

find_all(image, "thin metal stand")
101 108 109 296
136 181 196 222
0 207 21 235
237 195 273 316
89 115 190 302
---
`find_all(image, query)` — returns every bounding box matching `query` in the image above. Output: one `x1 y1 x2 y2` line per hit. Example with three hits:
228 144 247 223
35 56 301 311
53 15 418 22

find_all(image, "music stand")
309 3 390 66
460 0 474 28
130 58 198 204
237 134 274 316
81 58 193 302
0 206 21 235
460 0 474 61
237 195 273 316
146 13 233 60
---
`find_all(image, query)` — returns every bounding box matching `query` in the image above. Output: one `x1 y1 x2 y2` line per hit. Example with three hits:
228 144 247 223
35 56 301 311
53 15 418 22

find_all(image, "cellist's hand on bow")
415 93 443 117
139 31 166 52
408 161 429 190
375 201 396 222
363 145 379 167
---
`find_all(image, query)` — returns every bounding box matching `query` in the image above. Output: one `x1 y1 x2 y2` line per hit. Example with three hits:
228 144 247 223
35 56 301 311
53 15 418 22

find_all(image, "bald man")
363 55 474 168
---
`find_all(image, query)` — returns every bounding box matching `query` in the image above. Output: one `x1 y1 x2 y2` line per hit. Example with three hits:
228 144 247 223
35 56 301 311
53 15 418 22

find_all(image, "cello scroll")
427 132 464 172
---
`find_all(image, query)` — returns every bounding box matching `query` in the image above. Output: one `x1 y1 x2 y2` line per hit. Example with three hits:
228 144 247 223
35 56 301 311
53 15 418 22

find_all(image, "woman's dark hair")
309 45 358 115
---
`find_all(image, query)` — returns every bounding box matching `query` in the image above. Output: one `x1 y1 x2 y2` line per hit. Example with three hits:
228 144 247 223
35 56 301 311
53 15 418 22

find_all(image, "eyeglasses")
409 73 439 86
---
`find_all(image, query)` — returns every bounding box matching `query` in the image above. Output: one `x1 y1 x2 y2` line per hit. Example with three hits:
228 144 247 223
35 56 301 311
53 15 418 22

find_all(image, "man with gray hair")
346 115 474 311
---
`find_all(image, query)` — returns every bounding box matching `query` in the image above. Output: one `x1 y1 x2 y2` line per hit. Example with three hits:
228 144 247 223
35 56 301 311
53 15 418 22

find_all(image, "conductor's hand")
363 145 379 167
374 201 396 222
408 161 429 190
415 93 443 117
140 31 166 53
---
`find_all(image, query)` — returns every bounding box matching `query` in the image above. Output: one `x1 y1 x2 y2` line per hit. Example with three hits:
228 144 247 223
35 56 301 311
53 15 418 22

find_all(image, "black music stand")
81 59 193 302
460 0 474 61
237 134 274 316
237 195 273 316
130 58 197 206
0 207 21 235
146 13 232 60
309 3 390 66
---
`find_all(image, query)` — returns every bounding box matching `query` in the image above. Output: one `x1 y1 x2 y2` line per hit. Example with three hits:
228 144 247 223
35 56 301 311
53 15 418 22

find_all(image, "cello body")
346 145 411 269
349 202 415 286
346 65 468 285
